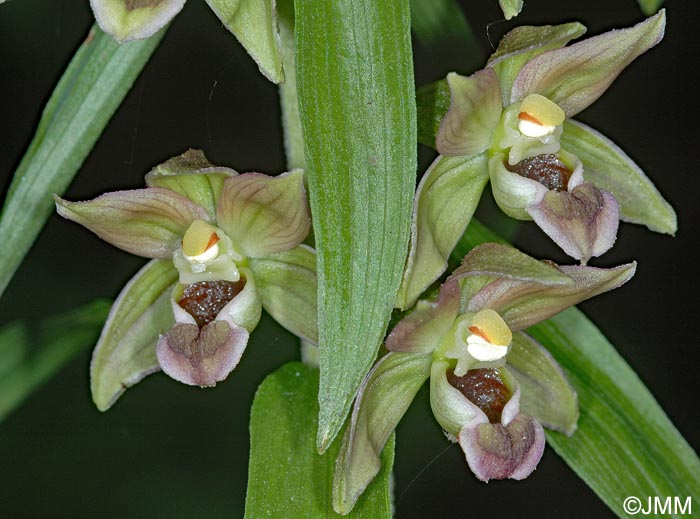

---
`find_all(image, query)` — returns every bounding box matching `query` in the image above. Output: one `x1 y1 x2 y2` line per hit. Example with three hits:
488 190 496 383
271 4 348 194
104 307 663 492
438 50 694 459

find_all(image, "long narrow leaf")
0 24 165 298
296 0 417 451
245 362 394 519
0 299 110 421
454 222 700 518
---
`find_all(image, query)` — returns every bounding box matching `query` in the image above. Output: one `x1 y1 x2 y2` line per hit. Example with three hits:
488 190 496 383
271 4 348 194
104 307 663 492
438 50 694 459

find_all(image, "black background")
0 1 698 517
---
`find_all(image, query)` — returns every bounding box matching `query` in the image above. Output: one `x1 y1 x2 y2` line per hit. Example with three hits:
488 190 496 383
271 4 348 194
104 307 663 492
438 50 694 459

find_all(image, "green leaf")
561 119 676 234
245 362 394 519
248 244 318 343
396 153 489 310
296 0 417 451
409 0 475 47
91 259 177 411
530 309 700 519
205 0 284 83
0 299 110 422
0 24 165 298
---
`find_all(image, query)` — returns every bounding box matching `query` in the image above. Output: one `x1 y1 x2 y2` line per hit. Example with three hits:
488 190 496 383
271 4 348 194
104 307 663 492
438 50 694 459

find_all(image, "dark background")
0 0 698 517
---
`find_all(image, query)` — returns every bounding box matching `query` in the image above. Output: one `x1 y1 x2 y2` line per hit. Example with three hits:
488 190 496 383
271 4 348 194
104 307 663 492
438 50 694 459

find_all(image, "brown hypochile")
178 279 246 328
447 368 511 424
505 153 572 191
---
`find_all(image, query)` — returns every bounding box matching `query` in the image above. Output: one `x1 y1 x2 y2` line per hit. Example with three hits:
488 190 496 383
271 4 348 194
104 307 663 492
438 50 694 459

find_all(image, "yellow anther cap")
518 94 565 137
182 220 220 260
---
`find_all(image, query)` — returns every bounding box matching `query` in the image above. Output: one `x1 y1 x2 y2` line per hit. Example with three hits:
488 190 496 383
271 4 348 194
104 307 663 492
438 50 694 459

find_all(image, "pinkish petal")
511 11 666 117
156 320 249 387
55 188 209 258
216 170 311 258
468 262 636 331
458 413 545 482
436 69 503 158
386 280 460 353
526 182 619 263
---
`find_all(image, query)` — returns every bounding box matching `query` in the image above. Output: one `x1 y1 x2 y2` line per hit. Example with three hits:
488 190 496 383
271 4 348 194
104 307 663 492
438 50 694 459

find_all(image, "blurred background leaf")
0 299 110 422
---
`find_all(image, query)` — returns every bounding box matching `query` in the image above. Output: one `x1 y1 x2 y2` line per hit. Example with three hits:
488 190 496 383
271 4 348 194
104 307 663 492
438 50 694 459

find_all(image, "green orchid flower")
398 11 675 309
55 150 316 409
89 0 285 82
333 243 636 514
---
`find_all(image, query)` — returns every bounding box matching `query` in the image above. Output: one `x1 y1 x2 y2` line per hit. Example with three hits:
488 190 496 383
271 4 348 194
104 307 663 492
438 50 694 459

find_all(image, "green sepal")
333 352 432 515
436 70 502 158
54 188 209 259
488 22 586 105
91 259 178 411
468 262 636 332
216 169 310 259
396 153 489 310
507 332 578 435
561 119 676 234
246 362 395 519
206 0 285 84
448 242 574 309
498 0 523 20
145 149 236 221
248 244 318 343
511 11 666 117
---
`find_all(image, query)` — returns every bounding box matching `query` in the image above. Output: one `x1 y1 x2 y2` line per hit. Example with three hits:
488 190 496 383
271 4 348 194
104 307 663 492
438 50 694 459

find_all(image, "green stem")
277 0 305 170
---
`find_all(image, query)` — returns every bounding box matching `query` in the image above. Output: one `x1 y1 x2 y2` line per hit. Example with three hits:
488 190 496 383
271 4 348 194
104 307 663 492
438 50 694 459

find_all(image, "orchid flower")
397 11 675 309
89 0 285 82
333 243 636 514
55 150 316 409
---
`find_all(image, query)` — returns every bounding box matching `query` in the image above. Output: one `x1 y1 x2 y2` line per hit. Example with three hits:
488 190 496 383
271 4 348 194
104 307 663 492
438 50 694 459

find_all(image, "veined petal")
333 352 432 515
395 153 489 310
205 0 284 84
526 182 619 263
90 0 185 42
387 280 460 354
488 22 587 105
458 411 545 482
436 69 502 158
216 169 310 258
449 242 573 291
507 332 578 435
561 119 676 234
55 188 209 258
145 149 237 221
248 245 318 343
511 11 666 117
91 259 177 411
156 320 249 387
468 262 636 331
